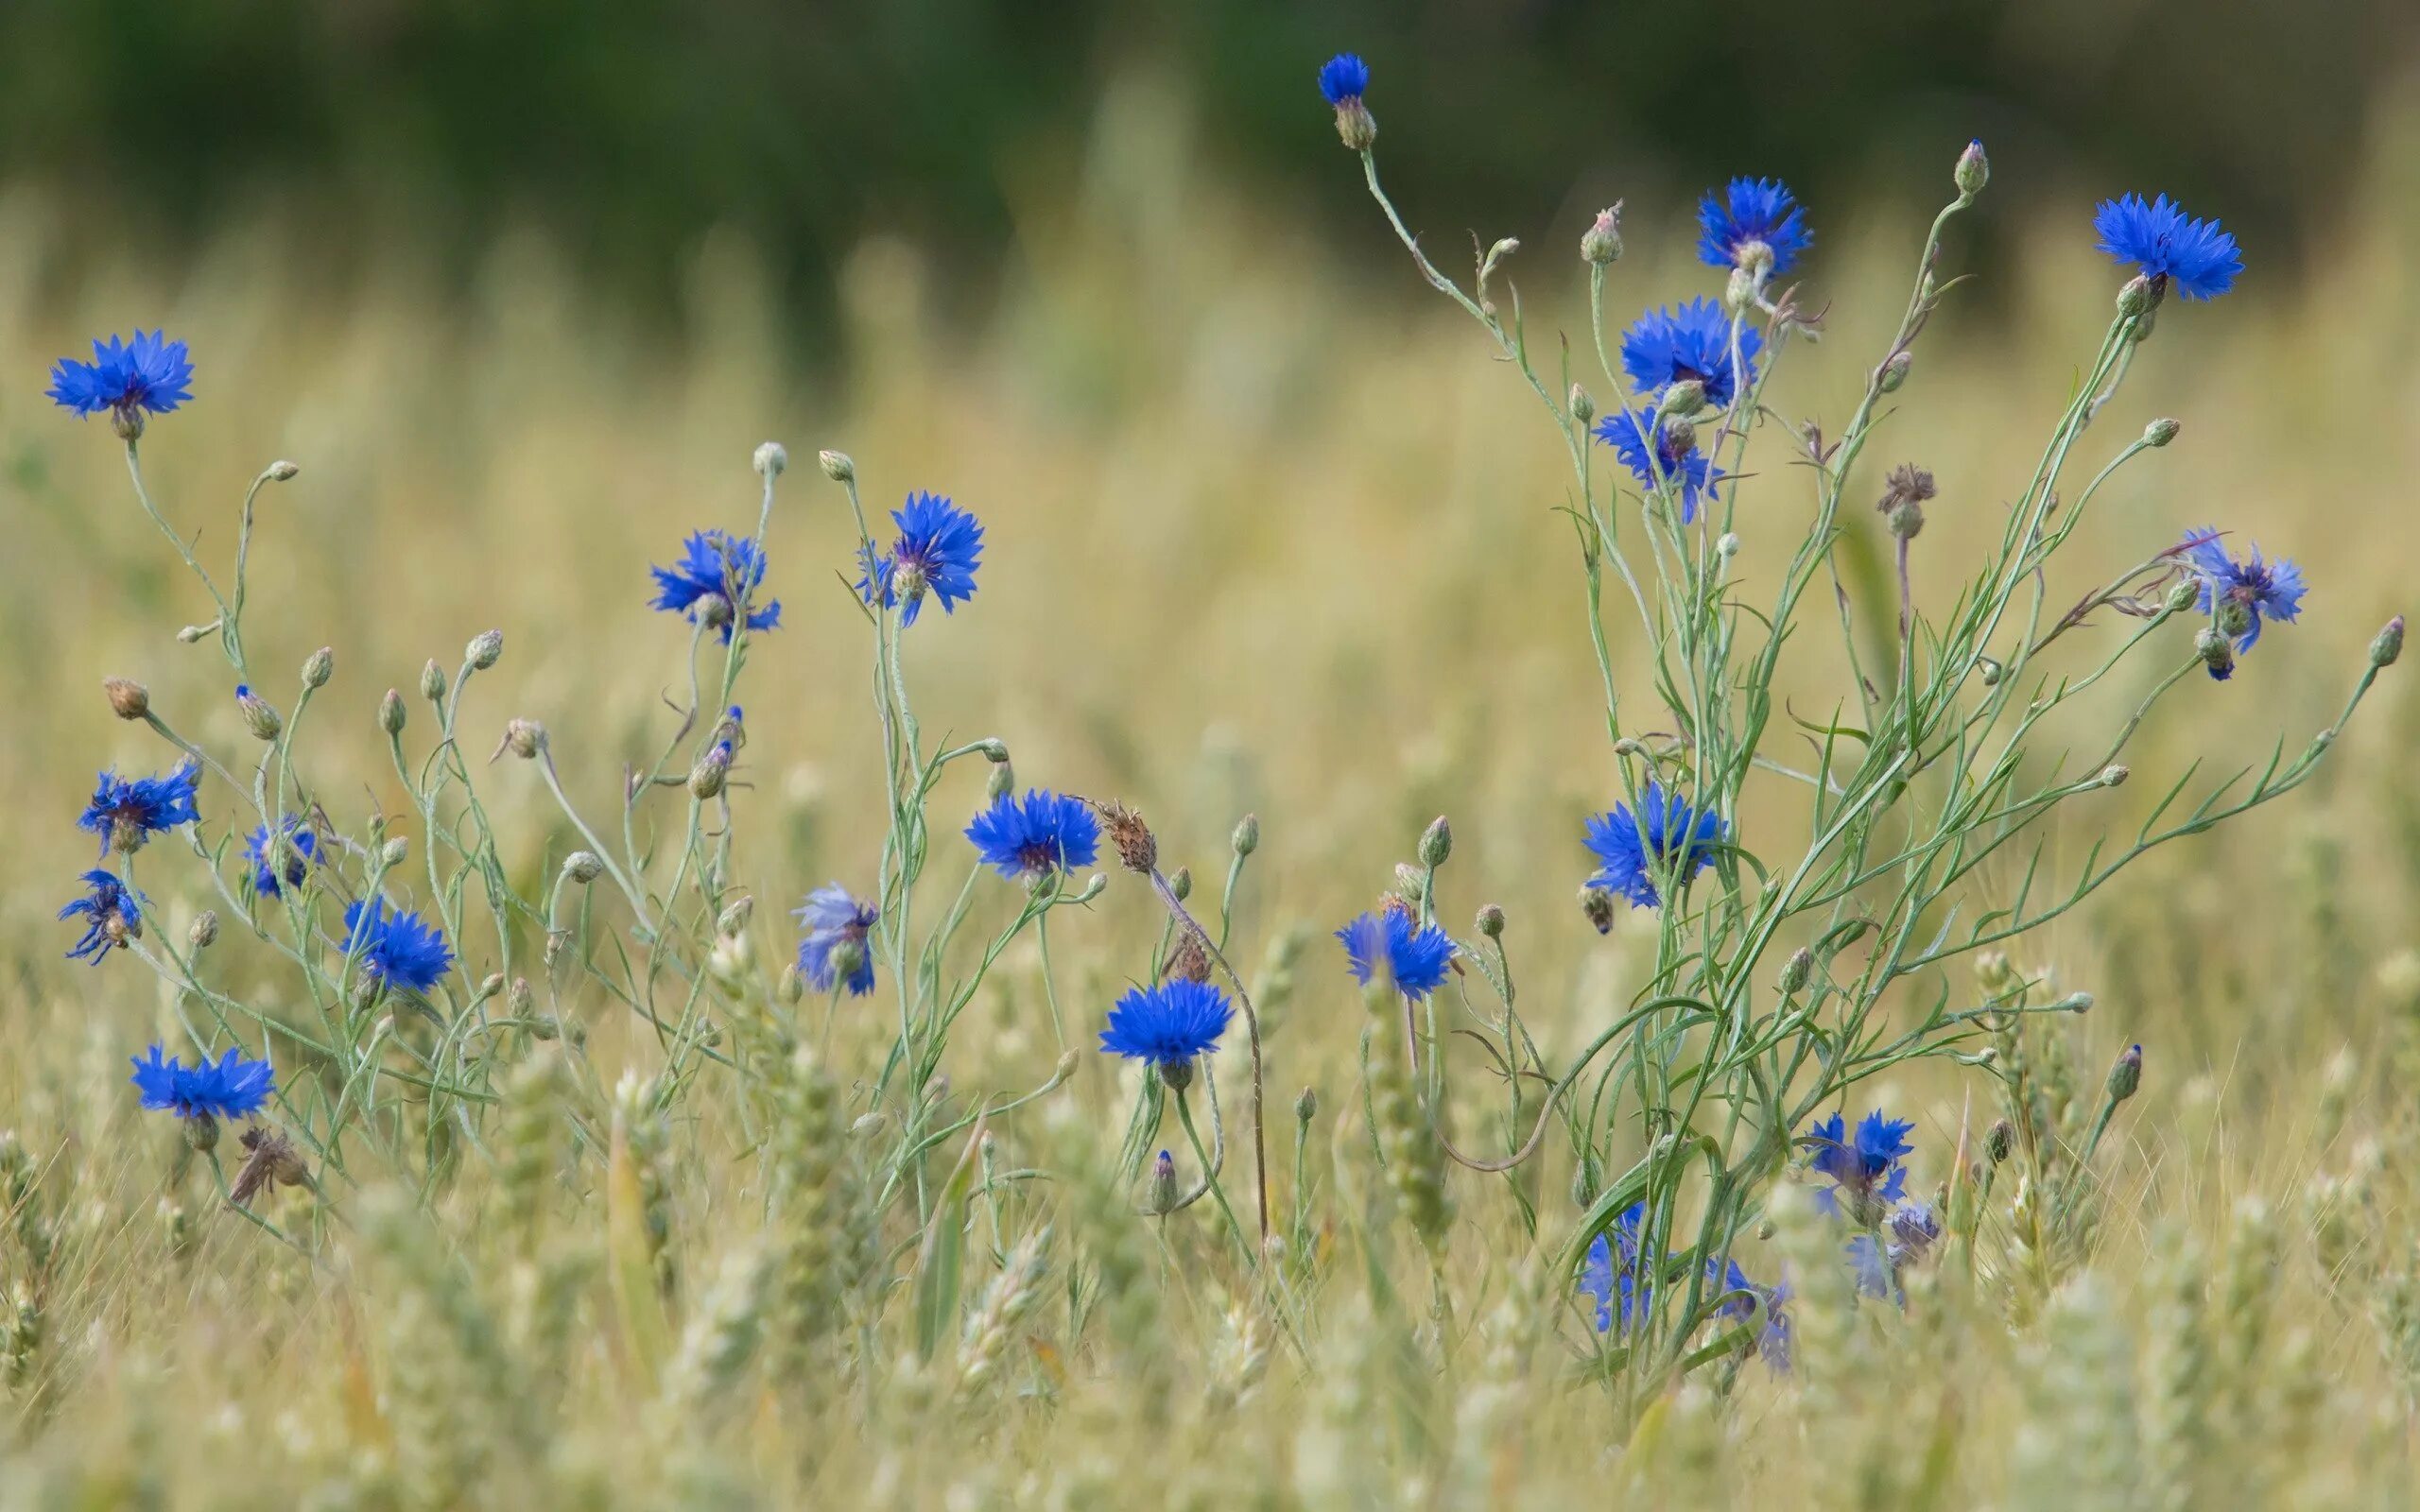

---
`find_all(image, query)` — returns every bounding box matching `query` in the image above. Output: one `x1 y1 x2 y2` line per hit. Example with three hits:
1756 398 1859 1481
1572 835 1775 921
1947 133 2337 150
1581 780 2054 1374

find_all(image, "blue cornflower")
1578 1204 1654 1333
2181 527 2304 664
2094 194 2242 302
61 869 143 964
1336 908 1457 1001
47 331 195 422
244 817 320 898
1582 782 1726 909
1802 1109 1913 1220
794 883 879 997
130 1044 274 1123
649 530 782 643
1317 53 1370 105
1697 178 1812 277
342 900 455 993
78 763 201 856
1593 407 1722 524
858 492 983 627
1619 299 1761 410
966 790 1100 882
1099 979 1235 1075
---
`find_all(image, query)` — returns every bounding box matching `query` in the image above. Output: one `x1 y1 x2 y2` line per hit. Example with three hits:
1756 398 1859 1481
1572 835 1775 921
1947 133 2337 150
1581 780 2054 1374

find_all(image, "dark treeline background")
4 0 2411 338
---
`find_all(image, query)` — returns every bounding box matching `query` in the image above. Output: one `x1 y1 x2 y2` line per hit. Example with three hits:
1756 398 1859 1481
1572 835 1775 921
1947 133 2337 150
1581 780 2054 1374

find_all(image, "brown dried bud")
103 678 150 721
1164 933 1212 985
230 1125 310 1207
1097 800 1158 874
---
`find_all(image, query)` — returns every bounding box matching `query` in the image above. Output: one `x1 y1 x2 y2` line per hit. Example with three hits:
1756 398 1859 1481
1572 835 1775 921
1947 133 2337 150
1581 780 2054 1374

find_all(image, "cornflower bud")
1418 815 1452 868
266 459 301 482
564 850 605 884
1295 1087 1319 1124
381 837 409 868
103 679 150 721
234 685 283 742
1232 813 1260 858
718 897 753 936
2107 1043 2143 1103
1954 139 1989 199
300 646 335 691
379 688 406 735
2194 626 2236 680
1476 903 1505 939
1878 350 1913 393
1717 532 1741 559
1147 1150 1179 1216
776 963 804 1005
2214 598 2253 641
188 911 219 950
974 738 1010 763
1168 866 1191 902
818 449 855 482
493 718 544 761
1778 946 1813 993
987 761 1015 800
466 629 503 671
753 440 787 477
2100 765 2130 788
477 973 506 1004
2144 417 2181 448
1985 1118 2014 1164
2164 577 2201 614
509 977 535 1016
1659 378 1706 418
1580 204 1623 266
2371 615 2404 668
689 740 734 799
1567 384 1595 425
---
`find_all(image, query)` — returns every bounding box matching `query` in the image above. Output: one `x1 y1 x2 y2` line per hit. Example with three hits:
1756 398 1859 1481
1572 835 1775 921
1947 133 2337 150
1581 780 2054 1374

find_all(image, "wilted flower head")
61 869 143 964
1099 979 1234 1072
1336 909 1457 1001
649 530 782 642
966 789 1100 881
78 763 201 856
858 491 983 627
2094 194 2242 302
130 1044 273 1122
244 817 320 898
48 331 195 422
794 884 878 997
342 900 455 993
1594 407 1722 524
1802 1109 1913 1219
1697 178 1812 277
1620 298 1761 409
2180 527 2304 664
1583 782 1726 909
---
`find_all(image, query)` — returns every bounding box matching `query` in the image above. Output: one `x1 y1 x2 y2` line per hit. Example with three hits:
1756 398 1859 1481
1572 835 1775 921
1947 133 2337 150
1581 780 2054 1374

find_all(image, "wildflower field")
4 51 2420 1509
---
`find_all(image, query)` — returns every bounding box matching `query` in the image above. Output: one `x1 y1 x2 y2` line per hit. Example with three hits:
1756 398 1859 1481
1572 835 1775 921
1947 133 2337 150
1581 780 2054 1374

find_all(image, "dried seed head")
1097 801 1158 874
231 1125 308 1207
188 910 219 951
1164 933 1212 985
466 629 504 670
103 678 151 720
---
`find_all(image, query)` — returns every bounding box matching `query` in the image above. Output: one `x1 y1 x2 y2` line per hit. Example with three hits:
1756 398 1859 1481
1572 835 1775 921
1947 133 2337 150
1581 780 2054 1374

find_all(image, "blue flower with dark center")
1099 979 1234 1070
2094 194 2242 302
858 492 983 627
1593 407 1723 524
966 790 1100 881
1620 299 1761 410
1583 782 1726 909
1336 908 1457 1000
244 817 320 898
1318 53 1370 105
794 883 879 996
78 763 201 856
1697 178 1812 276
649 530 782 643
2181 527 2304 664
1578 1204 1653 1333
48 331 195 421
61 869 143 964
1802 1109 1913 1220
342 900 455 993
131 1044 273 1122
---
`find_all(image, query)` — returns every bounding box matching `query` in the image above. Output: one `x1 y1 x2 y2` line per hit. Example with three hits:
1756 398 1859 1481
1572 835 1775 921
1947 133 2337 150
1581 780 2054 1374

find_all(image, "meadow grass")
0 75 2417 1506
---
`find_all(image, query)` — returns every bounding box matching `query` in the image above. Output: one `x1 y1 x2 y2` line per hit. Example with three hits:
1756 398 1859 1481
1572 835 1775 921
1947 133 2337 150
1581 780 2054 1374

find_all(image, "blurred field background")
2 0 2420 1502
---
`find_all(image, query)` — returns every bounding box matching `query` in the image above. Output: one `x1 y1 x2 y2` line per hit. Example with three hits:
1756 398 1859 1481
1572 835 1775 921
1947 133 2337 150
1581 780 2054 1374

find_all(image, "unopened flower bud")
2117 273 2164 319
509 977 534 1016
818 449 855 482
689 740 734 799
1878 350 1912 394
2165 577 2201 614
188 911 219 950
2214 598 2253 640
1954 139 1989 199
298 646 335 691
381 837 409 868
2144 417 2180 448
2107 1043 2142 1103
1333 97 1376 152
1985 1118 2014 1164
1392 864 1426 904
177 624 213 644
564 850 604 884
1567 384 1595 425
419 660 446 704
466 629 503 671
1659 379 1706 418
1580 885 1616 936
234 685 283 741
1295 1087 1319 1124
776 964 804 1005
1232 813 1260 857
379 688 406 736
1779 946 1813 994
2371 615 2404 668
1147 1150 1179 1215
718 896 754 936
1580 204 1623 266
1073 872 1109 903
266 458 301 482
753 440 787 477
1157 1057 1195 1092
103 678 150 721
974 738 1011 763
477 972 505 1003
1476 903 1505 939
986 759 1015 800
1168 866 1191 902
1418 815 1452 868
1717 532 1741 559
1979 656 2004 686
1976 950 2020 999
2100 765 2129 788
2195 626 2236 680
183 1112 219 1153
